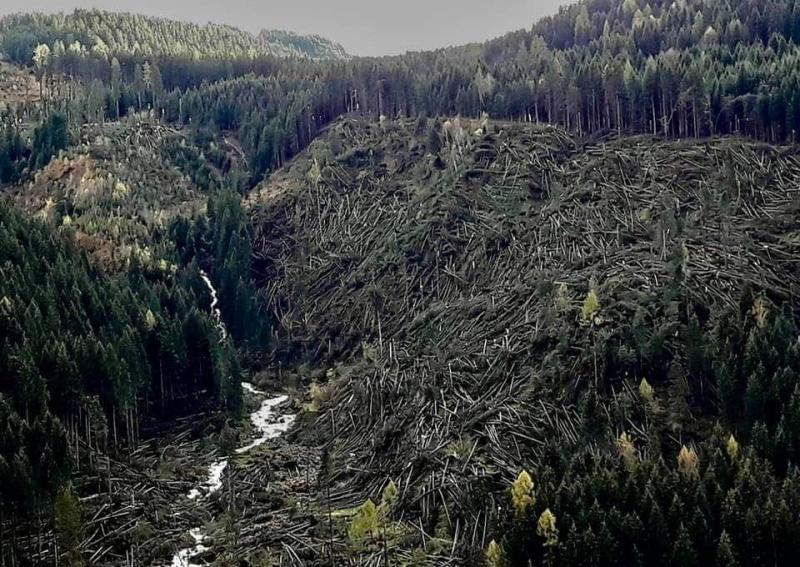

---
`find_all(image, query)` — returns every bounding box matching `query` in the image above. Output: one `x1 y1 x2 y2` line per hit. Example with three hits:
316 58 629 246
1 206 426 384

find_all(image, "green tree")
574 6 592 45
54 486 83 567
349 499 378 541
670 524 697 567
715 530 739 567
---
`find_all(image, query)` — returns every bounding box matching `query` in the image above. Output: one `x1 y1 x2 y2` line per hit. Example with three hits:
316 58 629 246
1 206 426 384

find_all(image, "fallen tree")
247 116 800 563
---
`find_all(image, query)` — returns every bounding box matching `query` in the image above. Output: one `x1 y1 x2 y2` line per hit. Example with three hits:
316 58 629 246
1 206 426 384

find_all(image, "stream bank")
169 274 296 566
170 383 295 566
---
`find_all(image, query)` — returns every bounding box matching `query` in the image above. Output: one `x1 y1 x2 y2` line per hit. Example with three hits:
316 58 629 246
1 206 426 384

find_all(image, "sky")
0 0 568 56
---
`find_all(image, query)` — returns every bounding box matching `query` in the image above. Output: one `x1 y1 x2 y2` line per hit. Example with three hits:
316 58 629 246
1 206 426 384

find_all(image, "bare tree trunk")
651 97 657 135
1 506 5 567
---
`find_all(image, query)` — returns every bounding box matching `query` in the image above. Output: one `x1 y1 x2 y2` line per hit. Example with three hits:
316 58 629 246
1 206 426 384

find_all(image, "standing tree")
142 61 153 110
511 470 535 515
134 63 145 111
110 57 122 119
54 486 83 567
574 6 592 45
150 61 163 112
33 43 51 112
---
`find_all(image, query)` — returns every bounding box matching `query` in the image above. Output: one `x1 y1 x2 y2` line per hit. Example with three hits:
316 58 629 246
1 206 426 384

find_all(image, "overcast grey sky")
0 0 568 56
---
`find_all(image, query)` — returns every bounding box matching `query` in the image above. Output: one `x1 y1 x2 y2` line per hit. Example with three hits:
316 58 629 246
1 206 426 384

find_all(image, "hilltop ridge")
0 9 348 64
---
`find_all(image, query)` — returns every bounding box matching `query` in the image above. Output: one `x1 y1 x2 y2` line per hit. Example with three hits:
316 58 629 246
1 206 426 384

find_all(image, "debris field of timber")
245 116 800 559
10 115 800 566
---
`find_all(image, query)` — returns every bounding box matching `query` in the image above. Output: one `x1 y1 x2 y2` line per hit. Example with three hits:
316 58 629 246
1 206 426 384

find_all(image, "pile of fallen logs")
247 116 800 561
66 412 223 565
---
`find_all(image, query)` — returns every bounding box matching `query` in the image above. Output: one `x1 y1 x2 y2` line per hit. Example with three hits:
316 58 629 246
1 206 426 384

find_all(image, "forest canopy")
7 0 800 187
0 9 348 65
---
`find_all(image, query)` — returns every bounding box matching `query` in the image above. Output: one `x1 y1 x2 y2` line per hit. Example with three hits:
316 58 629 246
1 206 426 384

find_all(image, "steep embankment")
247 117 800 560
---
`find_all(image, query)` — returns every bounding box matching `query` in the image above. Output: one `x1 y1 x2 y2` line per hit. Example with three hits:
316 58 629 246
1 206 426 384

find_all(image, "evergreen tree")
715 529 739 567
671 524 697 567
54 486 83 567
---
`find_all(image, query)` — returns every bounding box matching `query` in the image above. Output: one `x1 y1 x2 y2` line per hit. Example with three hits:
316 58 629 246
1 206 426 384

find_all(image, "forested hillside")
0 198 246 553
5 0 800 177
0 85 265 567
12 120 221 269
0 9 348 64
4 1 800 185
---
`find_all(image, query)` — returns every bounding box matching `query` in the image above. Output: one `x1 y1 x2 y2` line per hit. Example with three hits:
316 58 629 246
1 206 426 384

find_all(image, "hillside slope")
0 192 248 560
0 9 348 63
247 117 800 564
9 120 218 269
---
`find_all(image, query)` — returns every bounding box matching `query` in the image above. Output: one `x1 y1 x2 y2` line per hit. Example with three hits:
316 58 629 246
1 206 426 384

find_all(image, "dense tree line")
493 434 800 567
0 111 68 182
0 119 27 183
490 294 800 567
170 191 272 347
0 9 347 64
0 201 242 562
14 0 800 184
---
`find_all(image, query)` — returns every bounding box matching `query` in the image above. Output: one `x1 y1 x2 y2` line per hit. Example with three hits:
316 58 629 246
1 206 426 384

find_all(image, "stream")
199 271 227 342
169 274 295 567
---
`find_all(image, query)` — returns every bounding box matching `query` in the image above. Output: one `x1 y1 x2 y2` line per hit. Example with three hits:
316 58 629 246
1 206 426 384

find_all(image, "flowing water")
199 271 226 342
169 275 295 566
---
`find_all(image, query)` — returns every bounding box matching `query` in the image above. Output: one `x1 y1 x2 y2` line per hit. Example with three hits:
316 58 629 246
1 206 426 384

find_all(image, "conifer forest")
0 1 800 565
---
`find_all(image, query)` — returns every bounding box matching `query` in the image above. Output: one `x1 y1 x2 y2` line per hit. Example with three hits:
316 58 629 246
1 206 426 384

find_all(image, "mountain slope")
260 29 348 61
142 0 800 189
246 116 800 564
10 120 214 270
0 194 247 556
0 9 348 64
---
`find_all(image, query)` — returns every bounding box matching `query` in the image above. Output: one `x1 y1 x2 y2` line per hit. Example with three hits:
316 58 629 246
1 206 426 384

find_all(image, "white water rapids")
169 275 295 567
199 271 227 342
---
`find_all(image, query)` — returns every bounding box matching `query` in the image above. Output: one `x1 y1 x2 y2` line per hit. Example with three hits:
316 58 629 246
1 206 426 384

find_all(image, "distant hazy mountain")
259 29 348 61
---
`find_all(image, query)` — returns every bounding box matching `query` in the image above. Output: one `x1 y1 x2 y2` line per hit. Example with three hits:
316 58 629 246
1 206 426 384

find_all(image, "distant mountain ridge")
0 9 348 64
259 29 349 61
